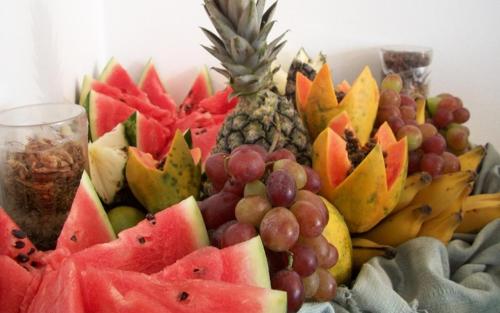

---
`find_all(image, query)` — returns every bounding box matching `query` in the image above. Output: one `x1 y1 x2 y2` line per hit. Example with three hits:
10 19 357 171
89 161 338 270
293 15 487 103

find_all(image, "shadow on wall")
326 47 383 84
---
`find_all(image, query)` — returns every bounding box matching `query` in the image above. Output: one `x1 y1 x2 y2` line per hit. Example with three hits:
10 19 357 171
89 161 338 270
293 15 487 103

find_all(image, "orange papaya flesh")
129 147 159 170
327 129 351 188
328 111 354 137
296 72 312 113
375 122 397 150
384 139 407 190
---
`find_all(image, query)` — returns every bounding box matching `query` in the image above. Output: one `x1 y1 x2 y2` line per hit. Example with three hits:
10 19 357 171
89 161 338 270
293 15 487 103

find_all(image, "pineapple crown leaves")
202 0 287 96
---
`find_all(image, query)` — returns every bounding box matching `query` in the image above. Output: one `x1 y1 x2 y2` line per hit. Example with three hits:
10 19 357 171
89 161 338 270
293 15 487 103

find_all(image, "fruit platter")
1 1 500 313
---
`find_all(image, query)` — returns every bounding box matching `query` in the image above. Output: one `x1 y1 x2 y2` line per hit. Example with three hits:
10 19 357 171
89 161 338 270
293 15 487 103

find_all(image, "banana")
394 171 433 212
409 170 476 220
418 212 463 244
459 146 486 172
433 182 473 219
359 204 432 246
463 193 500 212
456 205 500 233
351 238 396 272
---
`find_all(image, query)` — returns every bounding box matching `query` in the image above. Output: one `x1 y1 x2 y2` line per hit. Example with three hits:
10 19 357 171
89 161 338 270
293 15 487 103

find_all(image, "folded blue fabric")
300 219 500 313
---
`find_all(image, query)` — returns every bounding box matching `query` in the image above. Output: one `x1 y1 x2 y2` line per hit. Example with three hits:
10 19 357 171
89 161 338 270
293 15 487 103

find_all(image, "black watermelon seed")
137 236 146 244
145 213 156 225
70 234 78 242
27 248 36 255
193 268 200 273
11 229 27 239
16 254 29 263
30 261 39 268
178 291 189 302
14 241 26 249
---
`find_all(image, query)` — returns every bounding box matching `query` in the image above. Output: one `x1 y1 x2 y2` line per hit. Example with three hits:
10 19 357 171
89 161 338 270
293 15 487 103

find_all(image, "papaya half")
301 64 379 145
126 130 201 213
313 112 408 233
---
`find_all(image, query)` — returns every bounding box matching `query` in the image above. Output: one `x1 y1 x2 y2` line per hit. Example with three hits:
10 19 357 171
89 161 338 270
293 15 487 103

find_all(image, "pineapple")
285 48 326 101
202 0 312 164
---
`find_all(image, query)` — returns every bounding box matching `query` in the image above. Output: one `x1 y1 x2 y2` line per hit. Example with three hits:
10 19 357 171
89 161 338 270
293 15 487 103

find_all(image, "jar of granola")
0 104 87 250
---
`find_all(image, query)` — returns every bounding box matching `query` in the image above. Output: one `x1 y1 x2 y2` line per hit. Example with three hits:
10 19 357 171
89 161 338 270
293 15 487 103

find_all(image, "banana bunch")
351 146 500 270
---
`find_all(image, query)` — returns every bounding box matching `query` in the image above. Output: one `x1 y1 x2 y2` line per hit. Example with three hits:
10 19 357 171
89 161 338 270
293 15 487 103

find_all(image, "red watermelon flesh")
88 90 135 141
0 256 33 313
25 260 84 313
0 207 39 269
178 67 213 116
81 266 286 313
198 87 238 114
136 112 172 160
56 172 116 255
154 236 270 288
65 197 209 274
192 124 222 163
99 57 148 101
139 60 177 114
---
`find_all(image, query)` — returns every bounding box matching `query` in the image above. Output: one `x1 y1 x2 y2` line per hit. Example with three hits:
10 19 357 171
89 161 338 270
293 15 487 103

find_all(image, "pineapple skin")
213 90 312 165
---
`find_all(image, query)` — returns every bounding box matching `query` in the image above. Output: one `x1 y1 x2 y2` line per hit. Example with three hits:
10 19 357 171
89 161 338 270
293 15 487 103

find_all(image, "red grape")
294 190 329 225
321 244 339 269
433 107 454 128
274 160 307 189
400 94 417 110
302 166 321 193
387 116 405 134
442 151 461 174
271 270 305 312
420 153 444 177
266 148 296 162
221 222 257 247
302 271 320 299
222 178 246 196
379 89 401 107
290 244 318 277
408 149 424 175
400 105 416 121
396 125 423 151
290 201 327 238
227 149 265 183
260 207 300 251
298 235 330 266
232 144 268 160
422 134 446 154
205 153 229 191
266 170 297 207
418 123 438 141
266 249 290 274
235 196 272 227
446 125 469 151
438 97 460 112
313 268 337 302
453 107 470 124
199 192 241 229
381 74 403 93
377 106 401 126
210 220 237 248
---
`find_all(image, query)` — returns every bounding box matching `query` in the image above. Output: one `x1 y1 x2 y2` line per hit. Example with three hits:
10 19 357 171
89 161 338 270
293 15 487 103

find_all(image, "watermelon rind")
123 112 138 146
98 57 119 82
230 236 271 289
79 75 93 106
88 124 128 204
200 65 214 96
137 58 154 88
181 196 210 249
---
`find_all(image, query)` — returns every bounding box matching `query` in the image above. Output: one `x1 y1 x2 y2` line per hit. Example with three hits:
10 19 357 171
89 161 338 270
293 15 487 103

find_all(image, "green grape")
244 180 267 198
273 159 307 190
381 74 403 93
426 96 442 116
235 196 272 227
396 125 423 151
302 271 320 299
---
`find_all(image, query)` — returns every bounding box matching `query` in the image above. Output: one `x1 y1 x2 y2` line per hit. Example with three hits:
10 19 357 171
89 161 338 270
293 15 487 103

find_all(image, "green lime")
108 206 145 234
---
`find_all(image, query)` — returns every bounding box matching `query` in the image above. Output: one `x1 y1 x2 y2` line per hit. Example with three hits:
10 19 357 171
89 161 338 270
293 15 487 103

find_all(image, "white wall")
1 0 499 147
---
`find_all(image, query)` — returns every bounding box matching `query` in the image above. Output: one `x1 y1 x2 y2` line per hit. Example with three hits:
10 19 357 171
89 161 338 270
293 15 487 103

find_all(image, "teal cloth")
300 219 500 313
300 144 500 313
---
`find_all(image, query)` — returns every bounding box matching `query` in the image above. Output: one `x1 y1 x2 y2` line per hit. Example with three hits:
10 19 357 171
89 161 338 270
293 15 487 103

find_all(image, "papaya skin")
313 122 408 233
126 131 201 213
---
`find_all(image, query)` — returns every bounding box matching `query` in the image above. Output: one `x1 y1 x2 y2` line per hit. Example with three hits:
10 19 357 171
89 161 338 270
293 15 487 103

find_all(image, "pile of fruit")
2 0 500 313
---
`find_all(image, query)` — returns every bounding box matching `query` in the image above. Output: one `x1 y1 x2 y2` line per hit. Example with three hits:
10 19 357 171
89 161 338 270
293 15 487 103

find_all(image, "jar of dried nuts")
0 104 88 250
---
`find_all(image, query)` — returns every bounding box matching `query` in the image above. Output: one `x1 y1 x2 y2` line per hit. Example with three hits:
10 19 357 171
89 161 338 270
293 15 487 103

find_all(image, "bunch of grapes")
377 74 471 177
200 145 338 312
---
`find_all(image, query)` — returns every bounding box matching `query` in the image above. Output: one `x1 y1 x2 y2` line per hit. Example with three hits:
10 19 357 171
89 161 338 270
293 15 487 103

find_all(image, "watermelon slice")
88 90 135 141
192 124 222 163
138 59 177 114
81 266 286 313
56 172 116 255
66 196 209 274
99 57 147 100
155 236 270 288
0 256 34 313
179 67 213 115
198 87 238 114
0 207 39 269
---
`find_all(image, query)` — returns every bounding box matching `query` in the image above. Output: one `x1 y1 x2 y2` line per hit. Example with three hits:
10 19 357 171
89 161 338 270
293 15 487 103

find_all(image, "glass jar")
0 103 88 250
380 45 433 97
